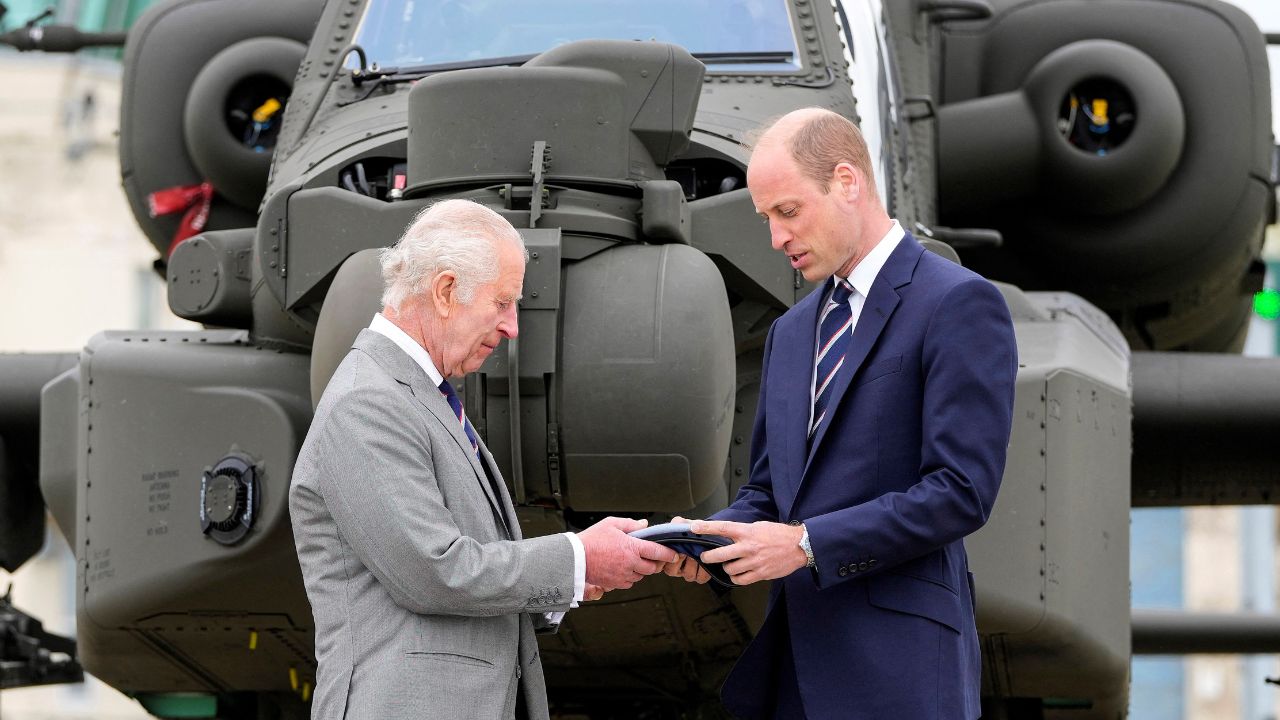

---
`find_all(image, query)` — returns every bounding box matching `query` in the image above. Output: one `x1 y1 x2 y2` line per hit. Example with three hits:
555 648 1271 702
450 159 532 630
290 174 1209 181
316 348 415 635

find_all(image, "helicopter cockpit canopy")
350 0 802 73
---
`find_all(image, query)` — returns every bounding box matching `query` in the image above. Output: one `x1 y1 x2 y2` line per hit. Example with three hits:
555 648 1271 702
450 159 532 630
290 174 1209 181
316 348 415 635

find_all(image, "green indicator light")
1256 289 1280 320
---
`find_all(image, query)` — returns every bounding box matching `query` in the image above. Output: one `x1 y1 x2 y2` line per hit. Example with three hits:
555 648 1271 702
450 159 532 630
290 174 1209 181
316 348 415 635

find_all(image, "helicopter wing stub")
1132 352 1280 506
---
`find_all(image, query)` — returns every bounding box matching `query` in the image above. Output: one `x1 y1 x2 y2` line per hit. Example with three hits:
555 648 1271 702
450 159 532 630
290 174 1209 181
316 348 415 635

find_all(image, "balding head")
754 108 878 203
746 108 892 282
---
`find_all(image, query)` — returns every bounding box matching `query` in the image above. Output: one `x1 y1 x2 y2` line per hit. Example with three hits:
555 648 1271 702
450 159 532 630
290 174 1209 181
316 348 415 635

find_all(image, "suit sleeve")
711 323 781 524
805 278 1017 589
304 376 576 617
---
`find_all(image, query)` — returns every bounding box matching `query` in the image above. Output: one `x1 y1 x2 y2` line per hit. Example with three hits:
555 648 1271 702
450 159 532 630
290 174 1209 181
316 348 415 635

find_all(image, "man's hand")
584 584 606 601
692 520 807 586
578 517 679 591
659 517 710 584
663 554 711 584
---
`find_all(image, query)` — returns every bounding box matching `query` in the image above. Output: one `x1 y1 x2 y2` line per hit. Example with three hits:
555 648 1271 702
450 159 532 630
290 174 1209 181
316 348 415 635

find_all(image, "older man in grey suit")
290 199 677 719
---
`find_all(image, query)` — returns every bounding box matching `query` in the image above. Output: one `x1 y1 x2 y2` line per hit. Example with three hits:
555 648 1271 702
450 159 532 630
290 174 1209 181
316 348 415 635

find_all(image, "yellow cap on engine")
1091 98 1108 125
252 98 282 124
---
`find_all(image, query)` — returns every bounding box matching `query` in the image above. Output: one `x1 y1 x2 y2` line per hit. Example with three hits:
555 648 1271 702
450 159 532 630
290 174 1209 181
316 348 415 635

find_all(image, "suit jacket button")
516 666 522 679
859 562 869 571
788 520 801 526
838 566 849 577
868 559 877 567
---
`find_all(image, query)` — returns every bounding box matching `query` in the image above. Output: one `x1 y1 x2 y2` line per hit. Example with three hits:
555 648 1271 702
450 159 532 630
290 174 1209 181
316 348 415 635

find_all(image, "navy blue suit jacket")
713 233 1017 719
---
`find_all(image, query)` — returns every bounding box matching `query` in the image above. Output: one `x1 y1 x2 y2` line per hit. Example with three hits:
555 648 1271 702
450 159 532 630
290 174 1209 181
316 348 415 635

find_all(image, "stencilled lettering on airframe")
141 469 176 515
89 547 114 583
142 469 177 538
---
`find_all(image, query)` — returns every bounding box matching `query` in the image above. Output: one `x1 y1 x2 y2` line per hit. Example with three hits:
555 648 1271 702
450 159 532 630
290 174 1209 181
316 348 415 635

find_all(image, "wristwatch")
798 525 817 569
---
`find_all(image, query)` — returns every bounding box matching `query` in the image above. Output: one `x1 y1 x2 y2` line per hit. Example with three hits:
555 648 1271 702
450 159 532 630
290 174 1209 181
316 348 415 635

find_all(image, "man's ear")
832 161 861 202
429 271 458 319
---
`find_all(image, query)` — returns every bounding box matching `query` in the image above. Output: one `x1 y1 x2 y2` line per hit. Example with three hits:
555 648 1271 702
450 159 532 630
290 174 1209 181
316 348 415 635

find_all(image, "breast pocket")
855 354 903 387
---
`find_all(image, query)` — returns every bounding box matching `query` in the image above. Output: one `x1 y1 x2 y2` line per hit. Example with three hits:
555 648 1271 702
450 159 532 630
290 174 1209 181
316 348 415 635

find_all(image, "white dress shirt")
369 313 587 620
808 221 905 428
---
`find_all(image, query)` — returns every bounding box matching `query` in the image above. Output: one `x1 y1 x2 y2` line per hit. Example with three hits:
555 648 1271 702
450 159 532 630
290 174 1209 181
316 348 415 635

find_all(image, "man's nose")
499 305 519 339
769 219 791 252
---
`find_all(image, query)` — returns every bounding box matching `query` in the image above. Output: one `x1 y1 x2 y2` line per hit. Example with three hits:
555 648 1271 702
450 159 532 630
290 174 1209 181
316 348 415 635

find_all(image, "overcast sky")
1226 0 1280 31
1223 0 1280 137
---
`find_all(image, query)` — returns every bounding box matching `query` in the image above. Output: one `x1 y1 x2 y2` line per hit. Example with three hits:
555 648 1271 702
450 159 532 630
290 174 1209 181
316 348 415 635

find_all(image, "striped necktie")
438 379 480 456
437 379 511 537
812 278 856 436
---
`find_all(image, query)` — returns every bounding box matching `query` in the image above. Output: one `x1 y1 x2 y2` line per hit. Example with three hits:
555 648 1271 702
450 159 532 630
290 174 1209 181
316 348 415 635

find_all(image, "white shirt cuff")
544 532 587 625
563 531 586 607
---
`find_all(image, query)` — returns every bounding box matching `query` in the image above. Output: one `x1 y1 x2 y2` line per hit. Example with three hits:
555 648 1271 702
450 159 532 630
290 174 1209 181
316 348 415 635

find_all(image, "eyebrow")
757 199 800 215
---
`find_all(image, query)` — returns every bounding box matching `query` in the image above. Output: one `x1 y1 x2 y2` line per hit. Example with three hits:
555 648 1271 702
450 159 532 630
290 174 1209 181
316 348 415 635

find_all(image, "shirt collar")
841 220 903 298
368 312 445 387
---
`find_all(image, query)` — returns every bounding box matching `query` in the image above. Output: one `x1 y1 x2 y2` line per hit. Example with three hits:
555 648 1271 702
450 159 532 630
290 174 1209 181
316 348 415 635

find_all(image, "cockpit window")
352 0 802 73
839 0 900 214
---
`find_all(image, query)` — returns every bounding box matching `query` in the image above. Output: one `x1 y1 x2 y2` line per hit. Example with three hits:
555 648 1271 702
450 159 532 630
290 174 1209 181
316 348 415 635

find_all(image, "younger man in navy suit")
668 108 1018 719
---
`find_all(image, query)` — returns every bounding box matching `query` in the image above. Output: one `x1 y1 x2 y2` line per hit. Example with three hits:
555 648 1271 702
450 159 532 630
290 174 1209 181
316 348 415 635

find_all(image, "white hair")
379 199 525 311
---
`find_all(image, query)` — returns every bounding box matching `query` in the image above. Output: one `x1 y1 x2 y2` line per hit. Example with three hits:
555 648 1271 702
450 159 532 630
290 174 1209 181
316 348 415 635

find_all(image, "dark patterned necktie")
438 379 480 456
811 278 856 436
438 379 511 536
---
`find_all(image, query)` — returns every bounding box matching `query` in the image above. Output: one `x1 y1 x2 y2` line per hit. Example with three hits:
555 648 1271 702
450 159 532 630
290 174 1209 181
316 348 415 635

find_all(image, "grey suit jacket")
290 329 575 719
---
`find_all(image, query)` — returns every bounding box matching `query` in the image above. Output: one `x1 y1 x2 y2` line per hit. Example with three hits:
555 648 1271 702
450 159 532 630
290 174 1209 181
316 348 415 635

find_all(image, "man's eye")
780 207 798 218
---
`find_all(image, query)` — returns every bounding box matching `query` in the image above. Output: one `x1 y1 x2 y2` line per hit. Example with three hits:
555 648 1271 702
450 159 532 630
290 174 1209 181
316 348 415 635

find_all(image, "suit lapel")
406 382 513 538
477 442 521 539
802 236 924 477
774 290 823 515
354 331 512 537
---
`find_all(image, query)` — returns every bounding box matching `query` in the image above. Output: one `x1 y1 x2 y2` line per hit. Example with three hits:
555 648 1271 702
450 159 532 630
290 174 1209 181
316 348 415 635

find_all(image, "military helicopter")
1 0 1277 718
